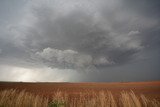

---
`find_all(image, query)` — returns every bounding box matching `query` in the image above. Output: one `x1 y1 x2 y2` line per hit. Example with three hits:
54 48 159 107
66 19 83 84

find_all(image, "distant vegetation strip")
0 89 159 107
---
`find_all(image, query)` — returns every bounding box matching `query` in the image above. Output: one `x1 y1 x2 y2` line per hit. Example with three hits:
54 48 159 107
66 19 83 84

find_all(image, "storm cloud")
0 0 160 82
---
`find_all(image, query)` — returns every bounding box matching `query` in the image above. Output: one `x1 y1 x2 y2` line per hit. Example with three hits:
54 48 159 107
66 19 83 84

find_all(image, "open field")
0 81 160 107
0 81 160 100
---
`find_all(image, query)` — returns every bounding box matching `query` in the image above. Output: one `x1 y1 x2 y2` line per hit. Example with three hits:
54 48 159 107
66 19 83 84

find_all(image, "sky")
0 0 160 82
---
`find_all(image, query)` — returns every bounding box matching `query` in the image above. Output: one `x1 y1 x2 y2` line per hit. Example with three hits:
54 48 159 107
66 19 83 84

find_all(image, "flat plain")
0 81 160 101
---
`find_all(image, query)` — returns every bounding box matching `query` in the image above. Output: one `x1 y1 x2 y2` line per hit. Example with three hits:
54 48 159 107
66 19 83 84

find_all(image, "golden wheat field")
0 81 160 107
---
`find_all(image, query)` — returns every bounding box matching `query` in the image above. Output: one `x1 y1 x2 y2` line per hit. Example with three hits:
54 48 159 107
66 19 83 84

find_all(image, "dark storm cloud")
0 0 160 81
18 0 148 70
122 0 160 19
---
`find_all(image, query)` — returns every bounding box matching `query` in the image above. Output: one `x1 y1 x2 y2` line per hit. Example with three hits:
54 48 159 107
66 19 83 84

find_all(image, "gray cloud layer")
0 0 160 82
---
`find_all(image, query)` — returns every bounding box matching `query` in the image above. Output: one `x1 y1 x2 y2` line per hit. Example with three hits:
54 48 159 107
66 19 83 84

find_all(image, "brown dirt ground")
0 81 160 101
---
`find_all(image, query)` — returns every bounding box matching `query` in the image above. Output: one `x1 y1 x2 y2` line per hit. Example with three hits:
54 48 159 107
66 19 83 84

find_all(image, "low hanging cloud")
35 47 93 69
35 47 115 71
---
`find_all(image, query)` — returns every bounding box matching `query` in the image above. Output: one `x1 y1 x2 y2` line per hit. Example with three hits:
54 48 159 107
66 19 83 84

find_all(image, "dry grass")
0 89 159 107
0 89 48 107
